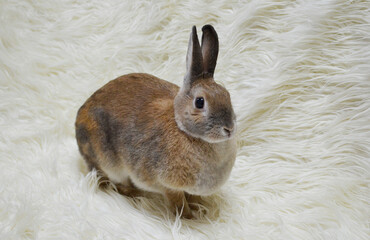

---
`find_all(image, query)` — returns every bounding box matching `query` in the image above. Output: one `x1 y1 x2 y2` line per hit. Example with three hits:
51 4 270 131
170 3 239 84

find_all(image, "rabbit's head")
174 25 236 143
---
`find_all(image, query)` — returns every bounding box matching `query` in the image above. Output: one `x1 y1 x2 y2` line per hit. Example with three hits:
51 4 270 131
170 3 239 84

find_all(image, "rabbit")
75 25 237 219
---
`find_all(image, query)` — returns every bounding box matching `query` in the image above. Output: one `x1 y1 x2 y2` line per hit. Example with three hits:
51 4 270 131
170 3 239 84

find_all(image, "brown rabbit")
75 25 237 219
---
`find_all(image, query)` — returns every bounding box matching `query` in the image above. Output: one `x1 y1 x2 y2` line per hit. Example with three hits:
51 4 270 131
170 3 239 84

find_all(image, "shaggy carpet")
1 0 369 239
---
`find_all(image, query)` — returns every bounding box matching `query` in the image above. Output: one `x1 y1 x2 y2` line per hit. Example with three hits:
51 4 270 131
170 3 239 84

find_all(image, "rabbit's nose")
223 126 233 137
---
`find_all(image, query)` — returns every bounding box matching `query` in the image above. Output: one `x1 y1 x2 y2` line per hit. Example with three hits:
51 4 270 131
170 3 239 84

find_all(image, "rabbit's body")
76 73 236 196
76 25 237 218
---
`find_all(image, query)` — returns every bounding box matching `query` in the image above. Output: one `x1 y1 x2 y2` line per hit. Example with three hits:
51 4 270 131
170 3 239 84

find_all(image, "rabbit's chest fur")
186 137 237 195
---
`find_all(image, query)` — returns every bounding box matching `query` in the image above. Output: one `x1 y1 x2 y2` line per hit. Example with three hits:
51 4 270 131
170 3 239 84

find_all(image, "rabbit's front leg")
165 189 194 219
185 193 206 214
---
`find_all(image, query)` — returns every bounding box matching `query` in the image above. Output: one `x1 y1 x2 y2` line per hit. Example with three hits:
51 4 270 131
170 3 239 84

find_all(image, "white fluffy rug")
1 0 369 239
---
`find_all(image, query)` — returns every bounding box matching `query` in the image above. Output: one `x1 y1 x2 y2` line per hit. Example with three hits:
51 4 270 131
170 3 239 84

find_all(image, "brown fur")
75 25 237 219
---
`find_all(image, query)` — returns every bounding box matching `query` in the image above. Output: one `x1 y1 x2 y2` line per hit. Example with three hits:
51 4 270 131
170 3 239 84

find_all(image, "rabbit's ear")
201 25 219 77
184 26 204 87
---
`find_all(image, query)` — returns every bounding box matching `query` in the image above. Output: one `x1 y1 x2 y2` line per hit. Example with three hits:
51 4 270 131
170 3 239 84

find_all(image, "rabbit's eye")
195 97 204 109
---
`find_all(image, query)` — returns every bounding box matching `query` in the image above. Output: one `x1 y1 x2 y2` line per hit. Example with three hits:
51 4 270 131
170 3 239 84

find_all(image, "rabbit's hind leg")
115 177 142 197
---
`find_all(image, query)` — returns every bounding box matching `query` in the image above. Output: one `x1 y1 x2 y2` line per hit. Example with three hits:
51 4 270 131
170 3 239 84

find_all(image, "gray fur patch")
211 107 234 128
75 124 89 144
93 108 121 164
120 122 164 168
75 124 98 171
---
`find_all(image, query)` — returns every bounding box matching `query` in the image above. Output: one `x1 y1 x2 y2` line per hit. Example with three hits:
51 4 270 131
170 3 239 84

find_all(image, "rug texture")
1 0 369 239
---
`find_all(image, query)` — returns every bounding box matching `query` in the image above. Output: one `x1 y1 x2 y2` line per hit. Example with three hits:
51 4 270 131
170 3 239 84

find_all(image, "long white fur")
1 0 369 239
